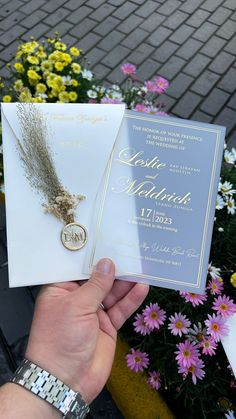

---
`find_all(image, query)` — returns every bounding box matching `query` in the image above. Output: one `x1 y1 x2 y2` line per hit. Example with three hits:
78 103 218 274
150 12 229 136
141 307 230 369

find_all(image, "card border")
88 113 222 290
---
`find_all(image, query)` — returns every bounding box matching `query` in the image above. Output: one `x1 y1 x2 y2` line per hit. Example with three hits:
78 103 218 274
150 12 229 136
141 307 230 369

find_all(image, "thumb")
78 259 115 310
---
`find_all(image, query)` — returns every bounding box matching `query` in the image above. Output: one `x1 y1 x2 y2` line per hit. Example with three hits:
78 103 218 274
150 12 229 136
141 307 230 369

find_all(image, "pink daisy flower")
175 340 200 368
200 336 217 356
168 312 191 337
178 358 205 385
153 76 169 94
179 291 207 307
133 313 151 336
144 80 156 92
207 278 224 295
101 97 123 104
134 103 149 113
205 313 229 342
143 303 166 330
121 63 136 76
126 348 149 373
212 294 236 317
147 371 161 390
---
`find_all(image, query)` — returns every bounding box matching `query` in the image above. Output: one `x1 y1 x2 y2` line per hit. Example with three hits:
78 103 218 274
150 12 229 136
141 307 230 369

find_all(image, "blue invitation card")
86 110 225 293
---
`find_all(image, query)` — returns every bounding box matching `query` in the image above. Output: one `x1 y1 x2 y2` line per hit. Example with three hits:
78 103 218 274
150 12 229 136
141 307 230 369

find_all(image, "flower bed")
0 35 236 418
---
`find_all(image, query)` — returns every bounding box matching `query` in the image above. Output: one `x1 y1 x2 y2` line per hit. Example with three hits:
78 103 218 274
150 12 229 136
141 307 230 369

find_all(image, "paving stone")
147 26 172 47
214 107 236 135
176 38 203 60
201 0 224 12
86 0 106 7
21 22 49 41
106 65 127 83
122 28 148 49
224 0 236 10
128 43 155 65
169 24 195 45
86 47 107 66
192 21 217 42
208 6 232 24
117 14 143 34
20 0 46 14
20 10 48 29
200 88 230 115
140 13 166 31
183 53 210 77
62 33 78 46
70 18 97 39
163 10 188 30
218 67 236 92
46 20 73 37
92 63 111 79
157 0 182 16
93 16 120 36
231 11 236 20
0 11 25 31
112 2 138 19
102 44 130 67
64 0 87 11
224 34 236 54
228 93 236 110
99 30 125 51
66 5 93 24
0 0 24 17
200 35 227 57
108 0 126 5
159 55 186 80
136 57 161 81
227 130 236 148
153 40 179 63
179 0 205 13
0 25 26 46
209 50 235 74
192 110 213 122
186 9 210 27
172 91 202 118
216 19 236 39
191 70 220 95
79 32 101 53
135 0 158 18
167 73 194 98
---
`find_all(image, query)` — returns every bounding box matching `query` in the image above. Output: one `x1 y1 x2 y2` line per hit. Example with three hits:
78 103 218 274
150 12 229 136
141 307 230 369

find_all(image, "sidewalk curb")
107 337 175 419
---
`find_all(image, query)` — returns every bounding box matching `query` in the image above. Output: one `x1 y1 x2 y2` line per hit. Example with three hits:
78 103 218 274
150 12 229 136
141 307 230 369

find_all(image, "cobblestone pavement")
0 0 236 417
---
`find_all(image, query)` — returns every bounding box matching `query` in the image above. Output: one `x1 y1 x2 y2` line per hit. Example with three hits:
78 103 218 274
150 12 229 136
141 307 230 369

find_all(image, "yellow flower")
3 95 12 102
55 41 67 51
69 91 78 102
70 47 80 57
71 63 81 74
230 273 236 288
37 50 47 59
62 53 72 64
32 97 45 103
27 69 41 80
15 50 23 59
71 79 79 87
27 56 39 65
14 62 24 73
54 61 64 71
14 80 24 91
19 88 32 102
36 83 47 93
41 60 53 72
0 83 4 89
58 91 69 102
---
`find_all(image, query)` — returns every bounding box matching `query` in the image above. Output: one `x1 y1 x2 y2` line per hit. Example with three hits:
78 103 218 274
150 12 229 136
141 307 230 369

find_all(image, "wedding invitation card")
85 111 225 293
1 103 125 287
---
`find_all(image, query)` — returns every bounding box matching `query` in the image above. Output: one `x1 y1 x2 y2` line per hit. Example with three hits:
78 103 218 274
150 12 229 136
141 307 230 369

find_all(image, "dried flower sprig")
16 103 85 224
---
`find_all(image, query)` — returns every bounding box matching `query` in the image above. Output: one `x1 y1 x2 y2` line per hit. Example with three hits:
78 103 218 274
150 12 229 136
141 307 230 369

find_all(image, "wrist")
0 383 61 419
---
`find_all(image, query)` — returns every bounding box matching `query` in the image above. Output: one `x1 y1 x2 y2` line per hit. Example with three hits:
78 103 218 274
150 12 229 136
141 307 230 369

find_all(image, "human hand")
26 258 149 404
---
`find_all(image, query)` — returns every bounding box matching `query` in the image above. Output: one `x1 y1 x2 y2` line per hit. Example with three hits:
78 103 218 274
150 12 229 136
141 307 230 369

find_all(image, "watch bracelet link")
10 358 90 419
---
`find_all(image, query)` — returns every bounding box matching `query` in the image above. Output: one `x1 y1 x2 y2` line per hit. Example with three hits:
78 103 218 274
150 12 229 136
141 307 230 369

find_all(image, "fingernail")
96 258 113 274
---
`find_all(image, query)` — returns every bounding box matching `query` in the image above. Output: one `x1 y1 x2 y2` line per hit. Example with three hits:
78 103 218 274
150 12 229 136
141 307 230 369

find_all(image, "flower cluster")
125 262 236 416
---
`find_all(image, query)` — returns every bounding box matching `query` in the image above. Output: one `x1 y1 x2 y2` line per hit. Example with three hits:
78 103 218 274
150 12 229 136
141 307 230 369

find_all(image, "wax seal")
61 222 87 251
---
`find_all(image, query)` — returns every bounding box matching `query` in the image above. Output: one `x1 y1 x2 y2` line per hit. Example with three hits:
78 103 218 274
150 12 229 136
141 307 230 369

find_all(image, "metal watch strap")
10 358 90 419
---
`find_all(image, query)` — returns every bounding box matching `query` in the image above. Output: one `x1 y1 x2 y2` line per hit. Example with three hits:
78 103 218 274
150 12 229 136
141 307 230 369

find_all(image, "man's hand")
26 258 149 404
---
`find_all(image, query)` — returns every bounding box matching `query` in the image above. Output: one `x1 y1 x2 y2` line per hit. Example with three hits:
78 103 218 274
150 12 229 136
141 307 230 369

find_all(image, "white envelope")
1 103 125 287
222 314 236 378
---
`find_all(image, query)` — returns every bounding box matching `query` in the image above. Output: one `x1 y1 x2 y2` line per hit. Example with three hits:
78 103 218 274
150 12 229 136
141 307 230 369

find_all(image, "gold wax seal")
61 222 87 251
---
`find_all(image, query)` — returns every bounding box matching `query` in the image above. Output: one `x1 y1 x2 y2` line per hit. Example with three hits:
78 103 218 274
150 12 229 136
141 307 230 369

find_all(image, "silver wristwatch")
11 358 90 418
